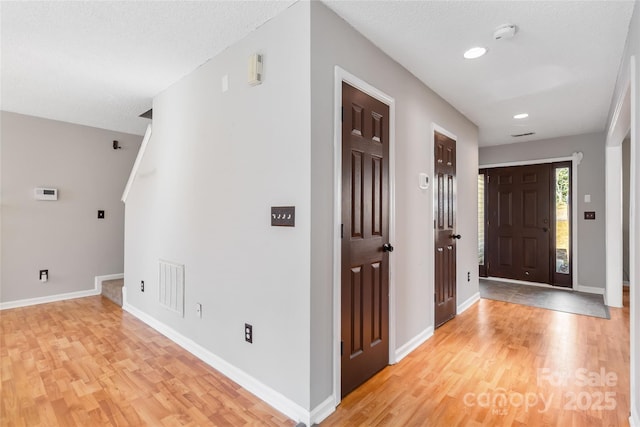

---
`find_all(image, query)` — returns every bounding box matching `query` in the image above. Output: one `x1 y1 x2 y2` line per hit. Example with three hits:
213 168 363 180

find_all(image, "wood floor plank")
1 289 631 426
322 289 631 427
0 297 295 426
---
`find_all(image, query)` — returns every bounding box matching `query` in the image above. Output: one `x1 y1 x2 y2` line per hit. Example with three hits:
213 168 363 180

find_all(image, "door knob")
382 243 394 252
450 234 462 239
542 227 549 232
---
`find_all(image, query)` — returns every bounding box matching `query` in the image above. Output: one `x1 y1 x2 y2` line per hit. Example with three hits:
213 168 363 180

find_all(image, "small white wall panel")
158 260 184 317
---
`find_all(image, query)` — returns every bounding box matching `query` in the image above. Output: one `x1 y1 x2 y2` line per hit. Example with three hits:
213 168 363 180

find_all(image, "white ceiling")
0 1 296 135
324 0 636 146
1 1 635 146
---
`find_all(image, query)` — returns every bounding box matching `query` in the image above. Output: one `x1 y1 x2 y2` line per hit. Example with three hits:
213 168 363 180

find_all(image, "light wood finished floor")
1 290 630 427
322 289 630 427
0 296 294 426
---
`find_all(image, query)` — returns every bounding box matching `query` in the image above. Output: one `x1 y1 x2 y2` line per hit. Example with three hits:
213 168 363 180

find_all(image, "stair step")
102 279 124 307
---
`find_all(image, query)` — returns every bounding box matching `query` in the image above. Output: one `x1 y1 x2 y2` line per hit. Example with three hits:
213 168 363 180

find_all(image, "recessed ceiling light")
513 113 529 119
463 47 487 59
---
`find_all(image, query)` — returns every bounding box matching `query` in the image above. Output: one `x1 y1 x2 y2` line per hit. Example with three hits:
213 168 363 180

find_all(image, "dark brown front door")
434 131 457 328
341 82 390 398
487 164 551 283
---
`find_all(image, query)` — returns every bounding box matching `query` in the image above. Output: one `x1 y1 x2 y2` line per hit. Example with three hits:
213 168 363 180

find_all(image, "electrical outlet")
97 210 105 219
245 323 253 343
39 269 48 282
140 280 145 292
467 271 471 282
196 303 202 318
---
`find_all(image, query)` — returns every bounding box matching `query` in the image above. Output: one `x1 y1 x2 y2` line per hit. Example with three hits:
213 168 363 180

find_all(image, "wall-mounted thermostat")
34 188 58 201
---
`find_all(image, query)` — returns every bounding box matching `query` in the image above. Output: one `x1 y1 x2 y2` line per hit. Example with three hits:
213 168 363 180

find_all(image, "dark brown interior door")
341 82 390 397
434 131 457 328
487 164 551 283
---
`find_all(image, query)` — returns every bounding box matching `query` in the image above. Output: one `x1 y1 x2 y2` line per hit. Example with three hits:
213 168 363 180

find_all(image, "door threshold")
483 277 574 291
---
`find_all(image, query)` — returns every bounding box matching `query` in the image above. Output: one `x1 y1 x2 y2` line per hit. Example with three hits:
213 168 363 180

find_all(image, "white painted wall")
124 1 312 413
310 1 479 410
607 1 639 424
0 112 140 303
479 132 606 290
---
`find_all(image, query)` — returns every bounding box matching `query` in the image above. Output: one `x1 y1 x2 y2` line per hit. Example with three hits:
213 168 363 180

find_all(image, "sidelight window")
554 165 571 281
478 170 487 277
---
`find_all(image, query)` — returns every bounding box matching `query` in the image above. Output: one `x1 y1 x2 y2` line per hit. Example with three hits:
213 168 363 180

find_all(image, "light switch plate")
271 206 295 227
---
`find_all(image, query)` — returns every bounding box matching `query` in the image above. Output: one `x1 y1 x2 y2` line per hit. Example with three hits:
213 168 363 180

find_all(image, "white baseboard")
310 395 336 425
576 285 605 295
0 288 100 310
458 292 480 314
122 302 312 426
395 326 434 363
95 273 124 294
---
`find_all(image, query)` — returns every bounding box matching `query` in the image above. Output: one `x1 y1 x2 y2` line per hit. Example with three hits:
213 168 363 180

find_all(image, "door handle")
382 243 394 252
450 234 462 240
542 227 549 232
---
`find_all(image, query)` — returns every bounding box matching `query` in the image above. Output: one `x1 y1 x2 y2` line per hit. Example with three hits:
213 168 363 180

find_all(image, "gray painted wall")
479 132 606 290
124 0 480 416
124 2 313 409
310 2 480 408
1 111 141 302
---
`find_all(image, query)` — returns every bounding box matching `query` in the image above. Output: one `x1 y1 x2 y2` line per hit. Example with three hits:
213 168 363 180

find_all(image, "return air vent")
158 259 184 317
511 132 536 138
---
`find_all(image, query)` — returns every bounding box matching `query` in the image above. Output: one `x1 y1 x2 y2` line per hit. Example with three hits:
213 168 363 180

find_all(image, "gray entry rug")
480 279 610 319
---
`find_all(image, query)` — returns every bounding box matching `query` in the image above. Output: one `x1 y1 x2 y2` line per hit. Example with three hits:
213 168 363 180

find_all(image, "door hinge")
341 341 344 356
341 224 344 238
341 106 344 122
487 175 490 183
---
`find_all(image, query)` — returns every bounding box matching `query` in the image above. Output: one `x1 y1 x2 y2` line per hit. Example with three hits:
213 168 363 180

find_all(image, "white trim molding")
309 396 336 425
458 292 480 314
479 153 581 290
605 57 631 309
94 273 124 294
606 145 624 307
395 327 434 363
333 66 397 405
0 273 125 310
576 285 605 295
629 55 638 427
0 288 100 310
122 124 152 203
123 302 314 426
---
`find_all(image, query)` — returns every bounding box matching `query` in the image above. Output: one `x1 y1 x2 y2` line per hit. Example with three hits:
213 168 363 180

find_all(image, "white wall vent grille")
158 260 184 317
